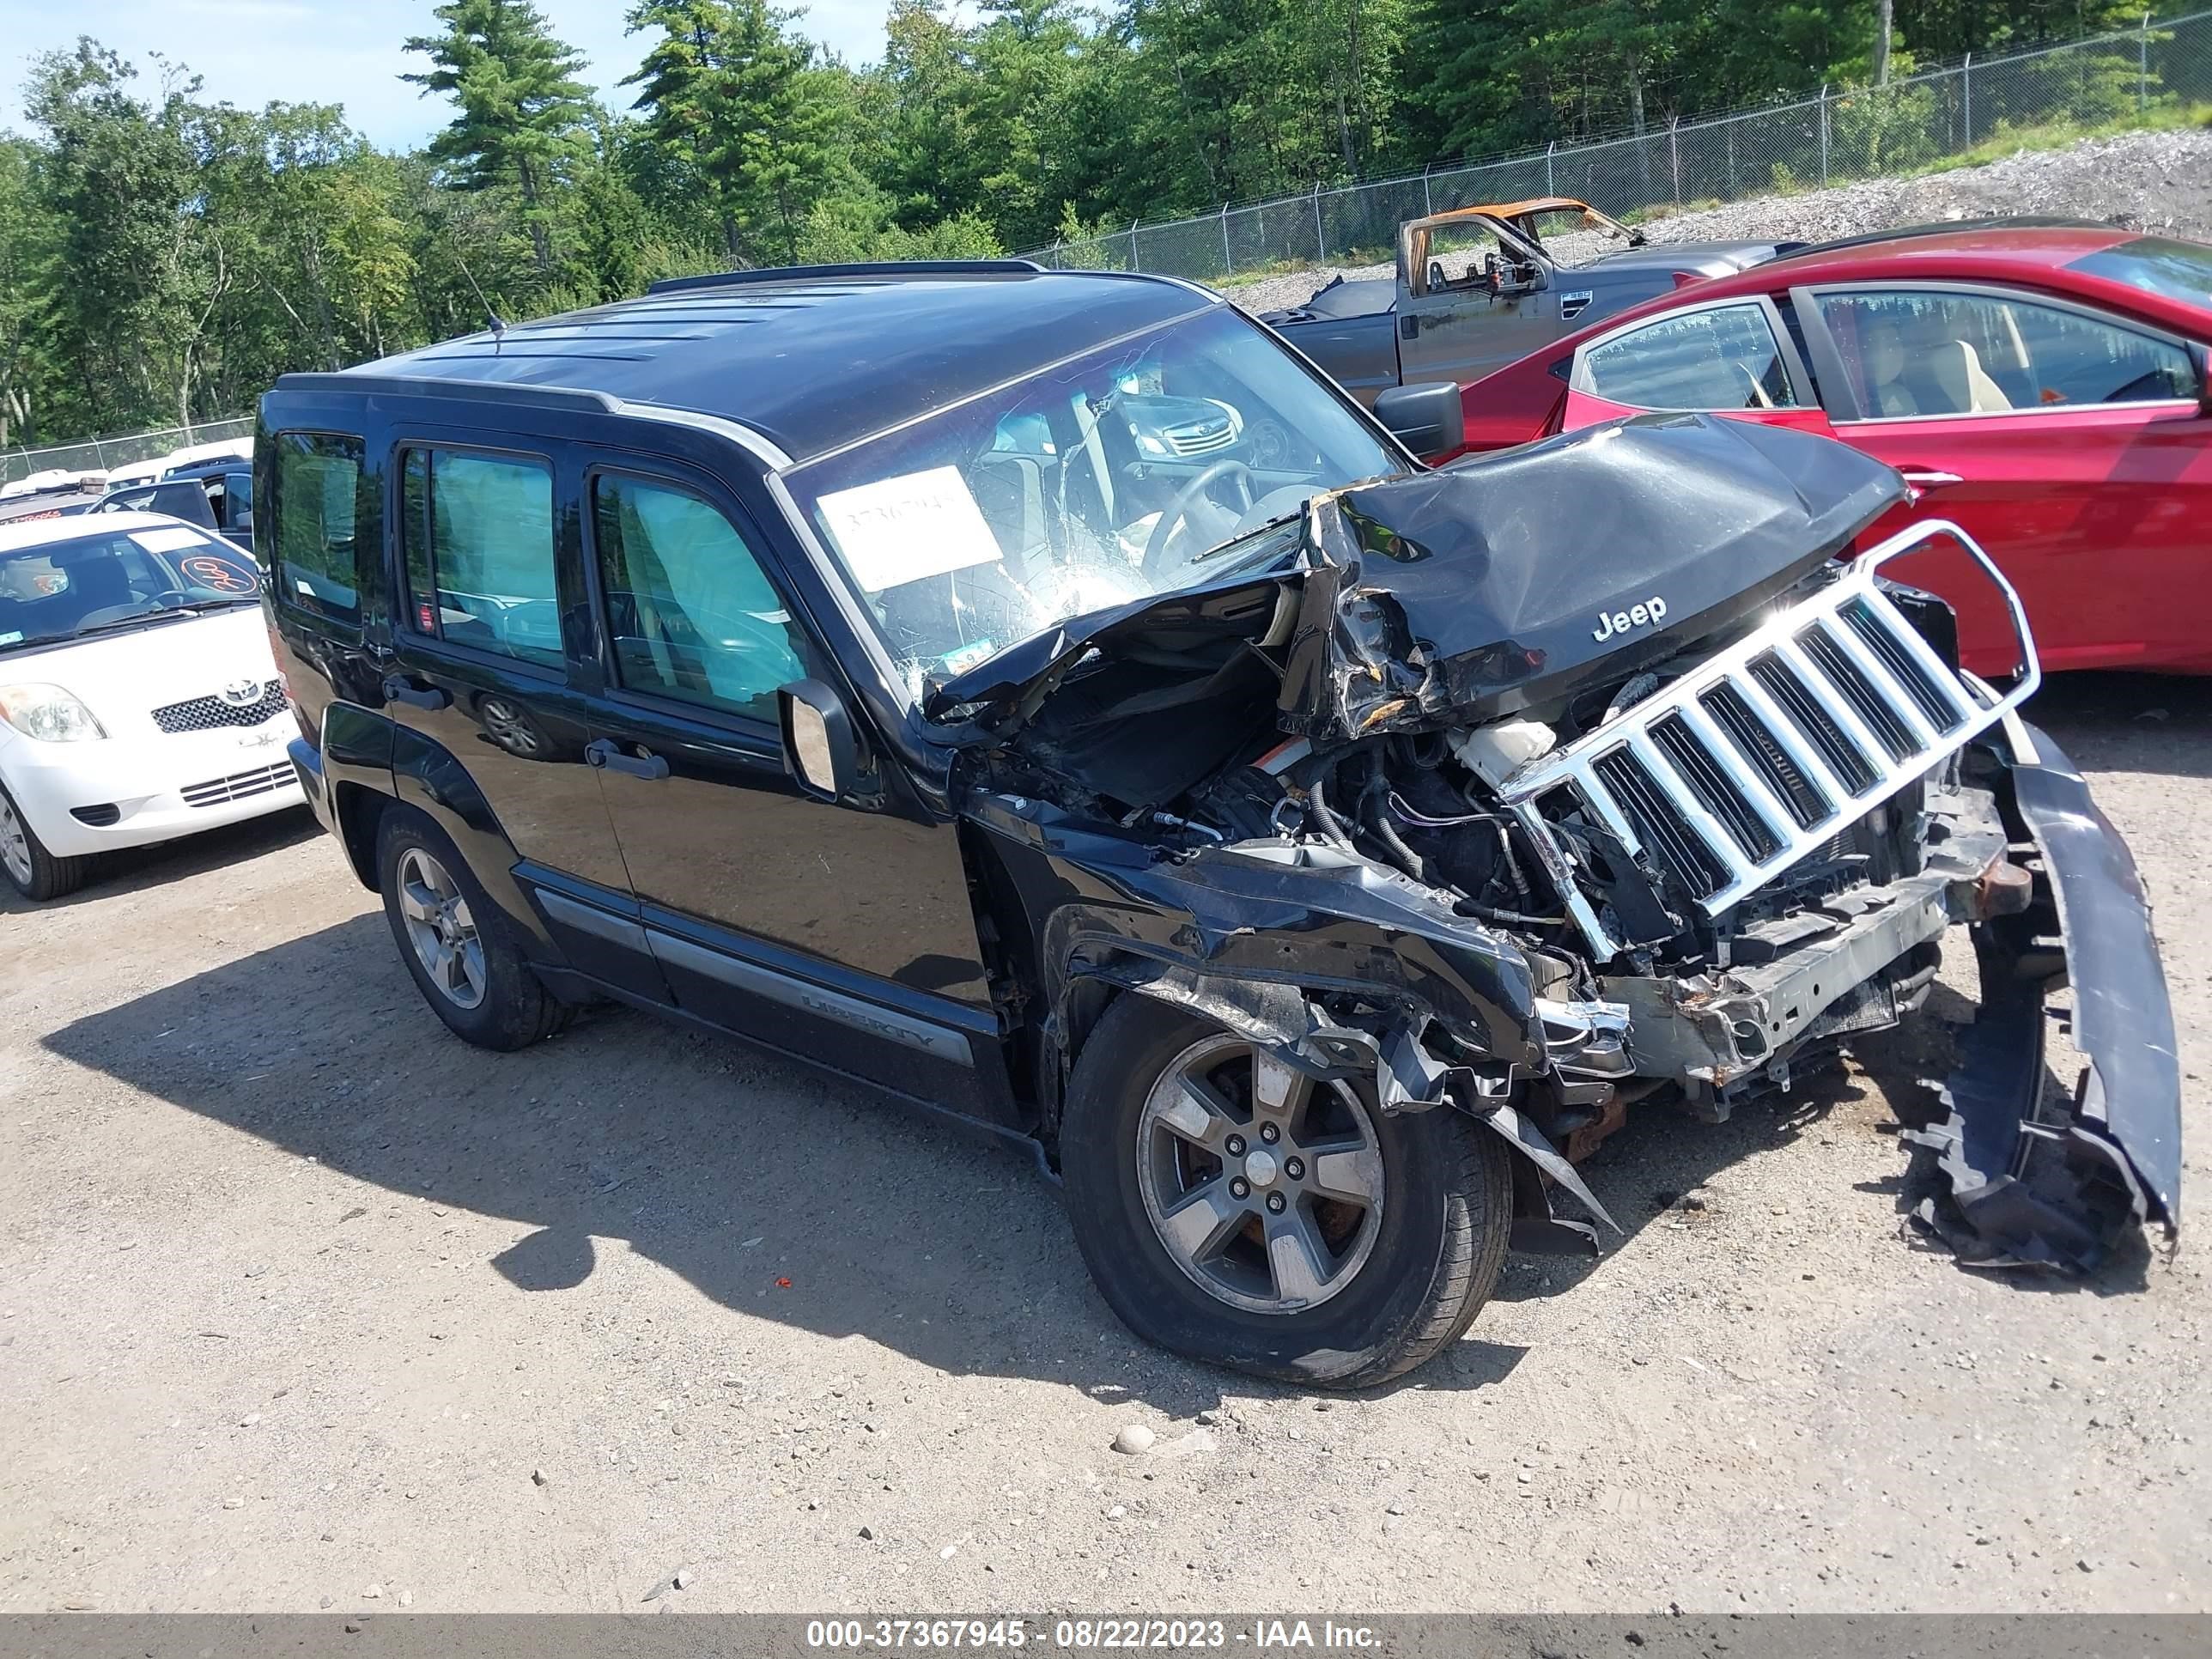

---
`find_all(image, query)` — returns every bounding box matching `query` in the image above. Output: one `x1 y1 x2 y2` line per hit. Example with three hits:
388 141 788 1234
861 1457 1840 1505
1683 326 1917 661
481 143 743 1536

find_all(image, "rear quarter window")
268 432 368 625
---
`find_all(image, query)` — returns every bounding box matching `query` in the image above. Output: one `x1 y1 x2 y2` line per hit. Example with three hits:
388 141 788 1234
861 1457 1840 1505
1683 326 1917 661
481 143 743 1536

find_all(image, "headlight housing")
0 684 108 743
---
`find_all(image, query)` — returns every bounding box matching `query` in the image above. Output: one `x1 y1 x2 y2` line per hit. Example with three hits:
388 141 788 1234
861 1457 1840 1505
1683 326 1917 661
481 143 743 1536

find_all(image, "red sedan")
1450 223 2212 676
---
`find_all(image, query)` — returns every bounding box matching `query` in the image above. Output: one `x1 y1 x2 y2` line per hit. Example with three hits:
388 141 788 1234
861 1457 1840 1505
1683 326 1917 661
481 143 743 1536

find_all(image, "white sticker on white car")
129 526 210 554
813 465 1000 593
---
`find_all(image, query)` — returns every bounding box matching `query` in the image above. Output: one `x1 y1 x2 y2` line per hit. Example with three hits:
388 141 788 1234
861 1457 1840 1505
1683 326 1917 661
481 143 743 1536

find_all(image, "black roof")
313 263 1217 465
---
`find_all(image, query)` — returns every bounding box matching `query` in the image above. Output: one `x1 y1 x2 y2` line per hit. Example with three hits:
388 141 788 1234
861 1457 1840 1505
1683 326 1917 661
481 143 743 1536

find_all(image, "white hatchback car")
0 511 304 901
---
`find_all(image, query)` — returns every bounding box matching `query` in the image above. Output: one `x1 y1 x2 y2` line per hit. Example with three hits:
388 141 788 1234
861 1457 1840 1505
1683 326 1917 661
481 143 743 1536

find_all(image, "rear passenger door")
380 431 659 996
572 455 1004 1120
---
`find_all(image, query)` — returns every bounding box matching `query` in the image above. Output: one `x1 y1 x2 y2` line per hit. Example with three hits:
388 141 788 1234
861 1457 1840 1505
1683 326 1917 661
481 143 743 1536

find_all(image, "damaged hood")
927 413 1905 737
1282 413 1907 734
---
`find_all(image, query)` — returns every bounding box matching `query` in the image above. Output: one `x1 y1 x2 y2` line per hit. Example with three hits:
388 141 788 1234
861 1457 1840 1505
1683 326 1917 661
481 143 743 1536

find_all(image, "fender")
964 794 1545 1066
317 700 553 955
387 722 556 952
963 799 1607 1231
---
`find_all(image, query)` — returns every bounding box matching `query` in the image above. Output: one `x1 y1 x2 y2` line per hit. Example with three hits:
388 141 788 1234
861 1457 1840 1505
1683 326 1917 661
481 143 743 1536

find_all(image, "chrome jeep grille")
1498 520 2039 958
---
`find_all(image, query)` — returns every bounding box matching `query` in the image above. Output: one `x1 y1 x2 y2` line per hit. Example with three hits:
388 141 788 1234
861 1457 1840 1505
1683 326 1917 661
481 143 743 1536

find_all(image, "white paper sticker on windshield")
814 466 999 593
130 526 209 554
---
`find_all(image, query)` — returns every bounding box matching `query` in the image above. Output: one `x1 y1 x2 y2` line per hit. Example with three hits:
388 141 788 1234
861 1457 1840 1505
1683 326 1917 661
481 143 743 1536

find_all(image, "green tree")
21 40 213 433
625 0 856 264
402 0 594 273
0 137 57 449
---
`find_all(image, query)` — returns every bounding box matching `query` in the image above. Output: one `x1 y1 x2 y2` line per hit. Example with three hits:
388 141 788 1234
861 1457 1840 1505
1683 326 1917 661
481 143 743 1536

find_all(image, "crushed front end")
937 414 2179 1273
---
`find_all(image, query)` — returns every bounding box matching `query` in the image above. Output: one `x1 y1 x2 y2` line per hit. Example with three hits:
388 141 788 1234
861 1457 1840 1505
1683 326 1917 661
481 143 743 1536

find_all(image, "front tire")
1060 994 1514 1388
0 781 91 902
376 807 570 1051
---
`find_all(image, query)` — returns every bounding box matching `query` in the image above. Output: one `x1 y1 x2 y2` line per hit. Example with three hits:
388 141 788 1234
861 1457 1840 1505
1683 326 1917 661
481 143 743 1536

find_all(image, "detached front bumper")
1902 719 2180 1270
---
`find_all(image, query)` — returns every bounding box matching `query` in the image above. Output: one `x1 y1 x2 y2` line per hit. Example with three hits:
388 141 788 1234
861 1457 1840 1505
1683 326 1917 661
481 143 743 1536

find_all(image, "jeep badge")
1592 596 1668 642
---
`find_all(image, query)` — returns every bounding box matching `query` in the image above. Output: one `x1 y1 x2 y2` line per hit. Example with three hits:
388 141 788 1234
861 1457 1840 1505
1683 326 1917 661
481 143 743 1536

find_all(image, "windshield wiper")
70 606 211 636
1193 510 1308 567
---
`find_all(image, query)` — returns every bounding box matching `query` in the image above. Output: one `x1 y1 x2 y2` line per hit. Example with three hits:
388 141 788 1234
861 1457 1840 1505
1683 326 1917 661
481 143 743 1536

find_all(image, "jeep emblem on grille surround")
1592 596 1668 642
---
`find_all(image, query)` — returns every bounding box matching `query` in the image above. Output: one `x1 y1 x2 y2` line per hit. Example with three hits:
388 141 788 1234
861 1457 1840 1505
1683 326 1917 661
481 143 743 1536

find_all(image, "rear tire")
0 781 91 902
376 807 570 1051
1060 994 1514 1388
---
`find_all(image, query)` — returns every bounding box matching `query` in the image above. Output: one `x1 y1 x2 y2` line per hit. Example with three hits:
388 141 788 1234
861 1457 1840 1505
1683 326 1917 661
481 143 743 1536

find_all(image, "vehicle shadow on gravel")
0 806 320 917
2026 671 2212 777
40 915 1529 1407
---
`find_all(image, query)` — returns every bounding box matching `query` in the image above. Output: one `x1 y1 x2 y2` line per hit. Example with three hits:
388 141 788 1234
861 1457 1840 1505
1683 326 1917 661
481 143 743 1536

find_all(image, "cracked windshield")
786 306 1407 696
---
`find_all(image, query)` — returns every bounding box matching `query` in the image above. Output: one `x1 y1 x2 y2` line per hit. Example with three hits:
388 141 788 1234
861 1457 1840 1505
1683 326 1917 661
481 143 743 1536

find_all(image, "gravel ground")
1230 126 2212 316
0 672 2205 1614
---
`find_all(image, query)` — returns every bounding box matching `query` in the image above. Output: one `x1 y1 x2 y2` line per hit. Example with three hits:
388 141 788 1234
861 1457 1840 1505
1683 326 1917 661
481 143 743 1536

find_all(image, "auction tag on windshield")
129 526 210 554
814 466 1000 593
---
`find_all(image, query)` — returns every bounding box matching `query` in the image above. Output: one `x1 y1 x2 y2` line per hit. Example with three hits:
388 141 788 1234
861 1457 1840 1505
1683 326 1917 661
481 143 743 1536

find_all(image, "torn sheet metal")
1901 725 2179 1271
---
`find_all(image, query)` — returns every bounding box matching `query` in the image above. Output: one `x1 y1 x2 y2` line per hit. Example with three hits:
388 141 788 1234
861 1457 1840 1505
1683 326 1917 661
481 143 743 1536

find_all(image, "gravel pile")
1231 125 2212 315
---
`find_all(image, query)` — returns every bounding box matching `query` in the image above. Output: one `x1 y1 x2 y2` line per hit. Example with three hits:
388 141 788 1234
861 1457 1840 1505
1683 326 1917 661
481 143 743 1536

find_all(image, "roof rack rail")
647 259 1046 296
270 373 624 417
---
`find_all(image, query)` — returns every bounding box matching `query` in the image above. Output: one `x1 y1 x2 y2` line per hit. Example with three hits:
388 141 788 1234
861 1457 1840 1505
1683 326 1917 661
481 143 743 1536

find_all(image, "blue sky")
0 0 933 149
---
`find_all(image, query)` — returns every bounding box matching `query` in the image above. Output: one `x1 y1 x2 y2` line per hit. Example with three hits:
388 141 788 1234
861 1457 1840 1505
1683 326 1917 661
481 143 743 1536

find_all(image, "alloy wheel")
1135 1032 1385 1315
0 794 33 887
396 847 487 1010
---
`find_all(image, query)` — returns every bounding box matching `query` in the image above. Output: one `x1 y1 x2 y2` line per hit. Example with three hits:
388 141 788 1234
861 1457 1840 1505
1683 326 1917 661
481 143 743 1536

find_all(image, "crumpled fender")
1087 956 1620 1240
969 796 1613 1232
1902 720 2180 1270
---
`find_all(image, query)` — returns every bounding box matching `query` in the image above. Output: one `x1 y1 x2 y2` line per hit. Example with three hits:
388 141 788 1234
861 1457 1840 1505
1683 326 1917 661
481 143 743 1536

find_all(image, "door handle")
381 674 451 712
585 738 670 781
1899 468 1964 490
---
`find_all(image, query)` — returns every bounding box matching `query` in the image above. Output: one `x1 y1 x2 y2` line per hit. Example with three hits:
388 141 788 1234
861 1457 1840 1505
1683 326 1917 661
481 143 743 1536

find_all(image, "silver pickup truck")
1261 197 1796 404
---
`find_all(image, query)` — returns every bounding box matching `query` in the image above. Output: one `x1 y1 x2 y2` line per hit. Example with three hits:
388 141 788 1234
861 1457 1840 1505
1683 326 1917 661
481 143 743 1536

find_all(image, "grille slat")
1812 617 1940 750
1748 650 1879 795
1843 597 1971 733
1594 746 1729 898
1493 520 2040 958
180 761 293 808
1697 683 1827 828
153 681 285 733
1669 702 1796 848
1774 636 1899 773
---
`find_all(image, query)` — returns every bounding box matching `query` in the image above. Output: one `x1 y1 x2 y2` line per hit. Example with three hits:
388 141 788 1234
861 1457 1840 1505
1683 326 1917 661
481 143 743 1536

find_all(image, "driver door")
1400 218 1558 387
571 449 1006 1120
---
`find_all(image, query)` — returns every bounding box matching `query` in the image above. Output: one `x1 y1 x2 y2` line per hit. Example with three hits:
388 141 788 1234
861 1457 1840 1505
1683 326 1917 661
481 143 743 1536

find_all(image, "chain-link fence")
1 416 254 489
1025 8 2212 283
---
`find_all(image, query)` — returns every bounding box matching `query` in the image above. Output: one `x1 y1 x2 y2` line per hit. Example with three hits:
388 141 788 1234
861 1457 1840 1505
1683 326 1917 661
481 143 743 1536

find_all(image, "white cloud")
0 0 911 148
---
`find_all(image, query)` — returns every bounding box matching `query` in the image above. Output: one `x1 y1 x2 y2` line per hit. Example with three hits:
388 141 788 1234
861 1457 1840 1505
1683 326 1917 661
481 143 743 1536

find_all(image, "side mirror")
778 678 868 802
2198 343 2212 416
1373 380 1466 462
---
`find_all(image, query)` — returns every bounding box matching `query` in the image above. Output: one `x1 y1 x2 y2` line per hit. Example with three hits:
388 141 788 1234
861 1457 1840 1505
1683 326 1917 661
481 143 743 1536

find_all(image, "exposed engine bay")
932 416 2180 1273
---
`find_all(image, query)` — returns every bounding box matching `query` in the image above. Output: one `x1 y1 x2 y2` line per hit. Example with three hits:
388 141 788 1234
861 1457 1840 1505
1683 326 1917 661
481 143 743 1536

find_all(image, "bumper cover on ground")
1902 721 2180 1271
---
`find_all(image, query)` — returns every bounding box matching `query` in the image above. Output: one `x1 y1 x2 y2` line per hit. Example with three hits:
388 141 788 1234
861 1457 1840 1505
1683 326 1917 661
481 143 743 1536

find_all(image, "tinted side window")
591 474 806 722
1579 303 1802 410
270 433 365 623
398 447 562 671
1819 289 2200 419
